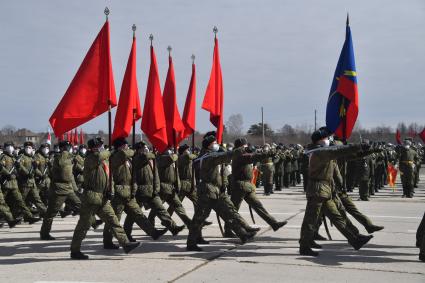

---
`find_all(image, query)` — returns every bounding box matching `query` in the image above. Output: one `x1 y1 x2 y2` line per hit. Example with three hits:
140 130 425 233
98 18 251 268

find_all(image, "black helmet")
178 144 190 155
134 141 147 151
113 137 128 149
59 140 72 149
311 126 332 143
234 138 248 148
23 141 34 147
202 135 216 149
87 137 104 149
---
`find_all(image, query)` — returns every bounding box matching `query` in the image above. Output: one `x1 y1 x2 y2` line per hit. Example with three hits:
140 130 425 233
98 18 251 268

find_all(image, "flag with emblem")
326 15 359 140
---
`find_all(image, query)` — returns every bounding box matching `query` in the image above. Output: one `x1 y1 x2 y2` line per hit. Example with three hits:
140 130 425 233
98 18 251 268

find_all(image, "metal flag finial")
346 13 350 26
213 26 218 38
191 54 195 64
132 24 136 37
104 7 110 20
167 45 172 56
149 34 154 46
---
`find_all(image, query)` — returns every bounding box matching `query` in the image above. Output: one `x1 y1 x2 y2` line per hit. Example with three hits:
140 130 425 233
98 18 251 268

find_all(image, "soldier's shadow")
299 242 419 266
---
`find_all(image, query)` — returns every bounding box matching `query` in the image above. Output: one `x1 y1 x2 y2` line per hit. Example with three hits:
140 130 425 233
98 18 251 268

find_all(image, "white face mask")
68 147 73 153
80 148 87 155
166 149 173 155
5 146 14 155
25 147 33 155
318 139 330 147
143 146 150 154
263 146 270 152
42 148 49 155
210 143 220 152
98 145 105 152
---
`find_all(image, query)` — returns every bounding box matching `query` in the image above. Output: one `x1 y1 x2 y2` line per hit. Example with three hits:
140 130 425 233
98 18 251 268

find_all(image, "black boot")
104 242 119 250
272 220 288 231
240 230 257 244
314 233 327 241
7 219 21 228
197 237 210 244
40 234 56 240
352 234 373 250
299 247 319 256
224 229 237 238
70 251 89 260
26 217 41 224
123 242 140 254
127 235 137 243
203 221 213 226
186 244 203 251
152 228 168 240
419 253 425 262
171 225 185 236
59 210 72 218
366 225 384 234
311 241 322 249
246 226 261 232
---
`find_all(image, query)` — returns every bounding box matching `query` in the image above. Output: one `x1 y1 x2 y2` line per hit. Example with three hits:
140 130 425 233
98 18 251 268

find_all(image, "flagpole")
190 54 196 193
132 24 137 147
149 33 158 196
105 7 113 199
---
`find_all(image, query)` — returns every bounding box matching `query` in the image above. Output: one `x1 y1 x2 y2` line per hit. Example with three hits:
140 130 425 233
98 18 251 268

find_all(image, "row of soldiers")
0 131 423 262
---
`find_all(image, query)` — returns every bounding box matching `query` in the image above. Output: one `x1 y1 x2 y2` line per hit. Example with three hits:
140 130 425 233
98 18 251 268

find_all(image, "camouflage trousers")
300 196 358 248
417 212 425 255
2 186 34 219
40 189 81 237
20 185 47 216
70 199 129 252
103 195 156 244
0 189 14 222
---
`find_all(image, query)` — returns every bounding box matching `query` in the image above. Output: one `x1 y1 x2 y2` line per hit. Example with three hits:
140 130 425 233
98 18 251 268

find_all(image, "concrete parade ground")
1 170 424 283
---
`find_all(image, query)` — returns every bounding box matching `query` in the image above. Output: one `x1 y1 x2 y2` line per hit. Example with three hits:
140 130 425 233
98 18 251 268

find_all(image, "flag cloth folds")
419 128 425 143
79 128 85 145
326 17 359 140
163 54 185 147
141 45 168 153
202 37 224 144
69 130 74 145
396 129 402 145
181 61 197 141
112 35 142 141
49 21 117 137
73 128 79 145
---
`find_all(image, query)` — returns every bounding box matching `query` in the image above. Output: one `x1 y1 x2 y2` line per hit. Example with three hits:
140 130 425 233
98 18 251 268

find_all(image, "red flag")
73 128 79 145
69 130 74 145
419 128 425 143
79 128 85 145
181 61 197 141
141 45 168 153
395 129 402 145
49 21 117 137
112 35 142 141
163 54 185 147
202 37 224 143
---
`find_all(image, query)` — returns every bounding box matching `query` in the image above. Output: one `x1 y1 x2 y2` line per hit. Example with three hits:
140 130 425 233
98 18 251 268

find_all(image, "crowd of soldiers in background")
0 133 423 260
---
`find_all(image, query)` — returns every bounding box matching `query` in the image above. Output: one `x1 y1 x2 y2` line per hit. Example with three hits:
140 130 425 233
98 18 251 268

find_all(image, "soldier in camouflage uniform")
124 141 185 241
187 135 257 251
17 141 47 216
398 138 418 198
283 147 292 188
70 137 139 260
40 141 82 240
0 188 21 228
260 144 275 196
34 143 51 206
273 145 284 191
167 144 198 215
299 127 373 256
73 144 86 194
357 154 373 201
102 138 166 249
230 138 287 230
149 149 192 228
0 142 39 224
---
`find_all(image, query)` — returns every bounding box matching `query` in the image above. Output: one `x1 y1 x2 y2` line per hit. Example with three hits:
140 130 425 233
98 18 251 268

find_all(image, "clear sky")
0 0 424 134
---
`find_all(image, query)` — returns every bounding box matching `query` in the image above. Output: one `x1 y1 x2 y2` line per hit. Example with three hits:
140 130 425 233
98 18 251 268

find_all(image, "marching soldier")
299 127 373 256
17 141 47 216
0 188 21 228
149 149 192 228
123 141 185 241
73 144 86 194
40 141 82 240
0 142 40 224
70 137 139 260
34 143 51 206
230 138 287 230
187 135 257 251
416 212 425 262
102 138 166 249
398 138 418 198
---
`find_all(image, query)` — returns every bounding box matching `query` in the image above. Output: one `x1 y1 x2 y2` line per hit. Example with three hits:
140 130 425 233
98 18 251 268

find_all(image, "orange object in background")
387 163 398 188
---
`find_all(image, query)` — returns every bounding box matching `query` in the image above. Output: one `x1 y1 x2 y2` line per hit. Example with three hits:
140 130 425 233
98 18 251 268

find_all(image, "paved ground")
1 169 424 283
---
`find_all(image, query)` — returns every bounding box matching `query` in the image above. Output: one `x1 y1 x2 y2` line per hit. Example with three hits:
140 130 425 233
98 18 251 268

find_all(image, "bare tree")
1 125 16 135
226 114 244 136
